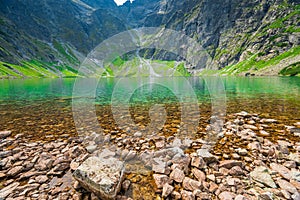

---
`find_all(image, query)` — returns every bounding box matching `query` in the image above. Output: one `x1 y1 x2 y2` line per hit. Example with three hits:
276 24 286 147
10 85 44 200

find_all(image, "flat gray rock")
73 156 125 200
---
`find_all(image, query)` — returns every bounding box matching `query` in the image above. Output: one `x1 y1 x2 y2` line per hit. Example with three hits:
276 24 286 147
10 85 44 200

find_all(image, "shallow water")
1 76 300 199
0 76 299 141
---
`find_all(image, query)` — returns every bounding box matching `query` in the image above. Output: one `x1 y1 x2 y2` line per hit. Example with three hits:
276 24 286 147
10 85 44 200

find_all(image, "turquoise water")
0 76 299 140
0 76 299 103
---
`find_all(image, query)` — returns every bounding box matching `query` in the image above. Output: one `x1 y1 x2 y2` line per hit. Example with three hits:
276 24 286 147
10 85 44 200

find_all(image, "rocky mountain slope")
0 0 299 78
0 0 126 78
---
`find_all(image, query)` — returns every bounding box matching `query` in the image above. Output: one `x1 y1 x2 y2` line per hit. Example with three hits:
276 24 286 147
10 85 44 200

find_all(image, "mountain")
119 0 300 75
0 0 126 78
0 0 299 78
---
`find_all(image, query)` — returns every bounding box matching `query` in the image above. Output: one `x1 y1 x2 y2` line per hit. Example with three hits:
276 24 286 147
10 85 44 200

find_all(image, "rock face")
0 0 299 77
119 0 300 74
0 0 126 77
73 156 125 200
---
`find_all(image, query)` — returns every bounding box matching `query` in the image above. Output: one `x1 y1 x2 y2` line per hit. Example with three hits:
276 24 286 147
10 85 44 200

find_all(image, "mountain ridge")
0 0 299 78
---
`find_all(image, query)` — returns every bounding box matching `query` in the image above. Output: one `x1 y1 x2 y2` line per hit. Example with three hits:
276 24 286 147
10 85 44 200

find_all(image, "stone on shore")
170 168 185 183
218 191 236 200
162 183 174 198
153 174 169 189
250 166 277 188
270 163 292 180
219 160 243 169
0 130 12 139
0 182 20 199
73 156 125 200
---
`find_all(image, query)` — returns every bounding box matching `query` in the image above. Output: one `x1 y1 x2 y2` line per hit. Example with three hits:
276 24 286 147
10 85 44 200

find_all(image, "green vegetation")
53 40 79 64
112 56 125 66
0 60 80 79
279 62 300 76
106 57 190 77
176 63 191 76
220 46 300 75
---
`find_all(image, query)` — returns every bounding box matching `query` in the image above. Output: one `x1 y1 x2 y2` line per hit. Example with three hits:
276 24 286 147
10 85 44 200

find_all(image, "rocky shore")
0 111 299 200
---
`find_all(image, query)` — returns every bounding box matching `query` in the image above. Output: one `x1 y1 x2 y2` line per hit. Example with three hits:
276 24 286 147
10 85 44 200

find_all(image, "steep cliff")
0 0 126 77
122 0 300 75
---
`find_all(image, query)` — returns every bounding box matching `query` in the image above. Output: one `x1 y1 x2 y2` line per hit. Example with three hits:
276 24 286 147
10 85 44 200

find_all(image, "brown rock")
182 177 202 191
162 183 174 198
195 192 211 199
229 166 245 176
0 172 6 178
7 166 23 177
51 187 62 195
218 191 236 200
35 175 48 184
69 146 86 159
181 190 195 200
247 142 261 151
53 162 69 172
171 191 181 199
35 157 54 171
243 124 258 131
122 180 131 191
270 163 292 180
70 160 80 170
0 182 19 199
19 171 41 181
206 174 215 182
0 131 12 139
170 168 185 183
191 168 206 183
58 193 70 200
234 195 248 200
226 177 240 186
290 179 300 190
191 155 206 169
153 174 169 189
277 179 298 194
219 160 243 169
209 182 218 193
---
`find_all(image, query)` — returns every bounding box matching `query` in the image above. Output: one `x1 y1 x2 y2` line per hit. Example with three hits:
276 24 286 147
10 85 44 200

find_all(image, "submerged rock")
73 156 125 200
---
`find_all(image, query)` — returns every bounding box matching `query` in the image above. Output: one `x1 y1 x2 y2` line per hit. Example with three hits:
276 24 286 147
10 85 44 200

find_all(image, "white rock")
73 156 125 200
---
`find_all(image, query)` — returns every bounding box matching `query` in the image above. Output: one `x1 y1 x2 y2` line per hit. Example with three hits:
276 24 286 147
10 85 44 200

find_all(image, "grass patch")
220 46 300 75
279 62 300 76
53 40 78 63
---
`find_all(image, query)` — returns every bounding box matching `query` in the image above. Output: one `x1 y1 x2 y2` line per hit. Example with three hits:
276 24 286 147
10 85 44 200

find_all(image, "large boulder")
73 156 125 200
